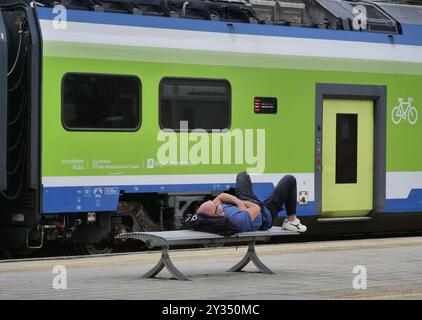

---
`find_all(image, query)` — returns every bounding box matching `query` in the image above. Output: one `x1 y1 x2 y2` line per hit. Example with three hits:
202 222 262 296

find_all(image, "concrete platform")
1 236 422 300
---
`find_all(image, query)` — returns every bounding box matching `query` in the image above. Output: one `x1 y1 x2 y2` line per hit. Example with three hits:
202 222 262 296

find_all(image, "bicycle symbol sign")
392 98 418 125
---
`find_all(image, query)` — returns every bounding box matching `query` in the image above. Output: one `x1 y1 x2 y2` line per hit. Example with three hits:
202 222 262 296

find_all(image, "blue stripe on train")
42 184 422 216
385 189 422 213
42 183 315 216
36 8 422 46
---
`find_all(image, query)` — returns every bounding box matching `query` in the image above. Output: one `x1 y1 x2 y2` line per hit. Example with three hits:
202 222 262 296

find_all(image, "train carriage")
0 0 422 254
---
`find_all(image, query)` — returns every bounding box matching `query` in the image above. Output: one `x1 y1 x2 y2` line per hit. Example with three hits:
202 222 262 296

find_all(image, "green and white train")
0 0 421 254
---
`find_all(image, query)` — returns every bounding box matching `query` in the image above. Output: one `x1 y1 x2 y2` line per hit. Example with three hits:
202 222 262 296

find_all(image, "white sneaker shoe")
282 218 307 233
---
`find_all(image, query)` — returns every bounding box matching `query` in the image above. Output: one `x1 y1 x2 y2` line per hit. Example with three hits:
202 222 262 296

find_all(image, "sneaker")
282 218 307 233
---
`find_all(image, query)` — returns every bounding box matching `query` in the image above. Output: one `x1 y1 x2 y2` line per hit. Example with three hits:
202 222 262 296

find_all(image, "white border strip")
39 20 422 64
386 171 422 199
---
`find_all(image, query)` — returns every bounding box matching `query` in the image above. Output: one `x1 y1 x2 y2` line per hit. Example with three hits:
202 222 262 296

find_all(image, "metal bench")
116 227 297 280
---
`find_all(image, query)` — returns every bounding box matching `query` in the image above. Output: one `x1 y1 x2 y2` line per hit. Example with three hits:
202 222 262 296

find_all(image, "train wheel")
4 244 38 258
0 248 12 259
74 240 114 255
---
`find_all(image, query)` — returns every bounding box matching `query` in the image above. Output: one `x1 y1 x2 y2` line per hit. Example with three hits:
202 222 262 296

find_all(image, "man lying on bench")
116 172 304 280
196 172 307 233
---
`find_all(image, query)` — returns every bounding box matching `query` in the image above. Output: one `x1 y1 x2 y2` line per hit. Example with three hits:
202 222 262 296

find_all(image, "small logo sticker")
147 158 154 169
299 191 308 205
392 98 418 125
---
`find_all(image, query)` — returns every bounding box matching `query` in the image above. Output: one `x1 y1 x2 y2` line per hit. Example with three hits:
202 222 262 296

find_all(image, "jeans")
235 171 297 222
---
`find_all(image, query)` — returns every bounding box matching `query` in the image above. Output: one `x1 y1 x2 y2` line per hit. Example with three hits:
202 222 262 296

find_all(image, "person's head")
197 200 224 217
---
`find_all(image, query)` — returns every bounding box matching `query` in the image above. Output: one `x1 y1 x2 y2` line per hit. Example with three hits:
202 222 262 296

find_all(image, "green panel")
41 57 317 177
40 45 422 178
322 100 374 217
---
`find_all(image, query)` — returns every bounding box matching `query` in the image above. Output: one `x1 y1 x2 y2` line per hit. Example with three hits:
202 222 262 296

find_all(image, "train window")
159 78 231 131
62 73 141 131
335 113 358 184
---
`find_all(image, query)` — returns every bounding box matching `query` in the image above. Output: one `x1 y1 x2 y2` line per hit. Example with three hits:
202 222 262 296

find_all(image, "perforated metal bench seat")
116 227 298 280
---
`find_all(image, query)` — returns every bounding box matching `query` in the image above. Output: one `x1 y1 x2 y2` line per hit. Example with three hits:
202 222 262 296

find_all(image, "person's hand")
239 201 261 220
237 202 248 211
213 198 222 206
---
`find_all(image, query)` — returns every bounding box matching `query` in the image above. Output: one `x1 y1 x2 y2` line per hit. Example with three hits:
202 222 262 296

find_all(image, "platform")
0 236 422 300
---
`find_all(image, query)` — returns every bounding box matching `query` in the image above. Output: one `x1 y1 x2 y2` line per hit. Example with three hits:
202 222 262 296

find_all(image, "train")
0 0 421 255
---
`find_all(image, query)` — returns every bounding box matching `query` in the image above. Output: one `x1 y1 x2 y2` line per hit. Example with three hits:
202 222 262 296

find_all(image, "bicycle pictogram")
392 98 418 125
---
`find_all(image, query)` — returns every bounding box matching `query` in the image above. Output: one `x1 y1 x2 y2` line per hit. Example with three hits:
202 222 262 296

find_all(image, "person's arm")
214 194 260 218
214 193 247 210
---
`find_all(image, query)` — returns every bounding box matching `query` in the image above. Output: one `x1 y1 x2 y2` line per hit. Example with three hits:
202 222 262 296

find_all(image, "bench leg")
143 246 190 281
228 242 273 274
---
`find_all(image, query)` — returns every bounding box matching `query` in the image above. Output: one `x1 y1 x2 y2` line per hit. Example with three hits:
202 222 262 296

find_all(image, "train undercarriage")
3 193 215 256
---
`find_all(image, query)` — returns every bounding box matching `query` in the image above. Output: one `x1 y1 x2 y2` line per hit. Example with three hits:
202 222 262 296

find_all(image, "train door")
0 10 6 191
321 99 374 217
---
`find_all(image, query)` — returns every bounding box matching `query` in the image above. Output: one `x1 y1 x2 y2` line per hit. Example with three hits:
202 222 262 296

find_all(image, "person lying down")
196 172 307 233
